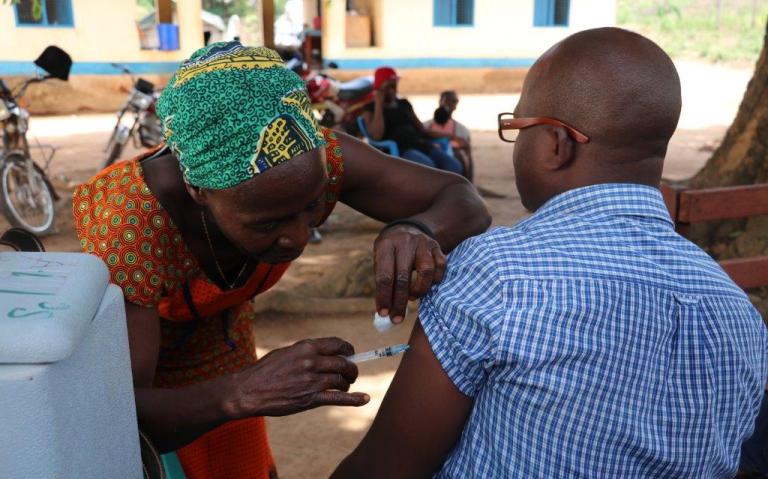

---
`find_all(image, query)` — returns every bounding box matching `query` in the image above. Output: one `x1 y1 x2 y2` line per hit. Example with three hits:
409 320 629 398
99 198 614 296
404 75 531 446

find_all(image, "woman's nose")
277 214 312 249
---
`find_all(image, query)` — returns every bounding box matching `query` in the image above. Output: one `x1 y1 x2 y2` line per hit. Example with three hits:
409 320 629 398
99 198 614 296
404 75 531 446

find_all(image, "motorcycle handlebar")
12 76 49 102
111 63 133 75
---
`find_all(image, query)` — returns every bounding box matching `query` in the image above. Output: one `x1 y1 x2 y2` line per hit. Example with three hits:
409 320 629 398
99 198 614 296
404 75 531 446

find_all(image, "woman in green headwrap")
73 42 489 478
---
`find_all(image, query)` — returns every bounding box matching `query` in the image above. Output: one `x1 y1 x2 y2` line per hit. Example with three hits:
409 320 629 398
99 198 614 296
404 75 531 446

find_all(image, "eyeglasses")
497 112 590 144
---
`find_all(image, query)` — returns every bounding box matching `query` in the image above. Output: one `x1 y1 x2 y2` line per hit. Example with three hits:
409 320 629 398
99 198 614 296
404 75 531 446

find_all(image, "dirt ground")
3 60 749 478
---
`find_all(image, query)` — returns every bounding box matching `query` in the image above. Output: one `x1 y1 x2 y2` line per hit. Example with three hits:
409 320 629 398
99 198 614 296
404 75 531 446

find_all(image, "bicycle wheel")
0 155 55 236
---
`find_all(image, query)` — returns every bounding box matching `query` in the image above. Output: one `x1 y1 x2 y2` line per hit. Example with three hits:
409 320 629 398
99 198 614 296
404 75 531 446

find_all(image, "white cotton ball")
373 312 395 332
373 306 408 332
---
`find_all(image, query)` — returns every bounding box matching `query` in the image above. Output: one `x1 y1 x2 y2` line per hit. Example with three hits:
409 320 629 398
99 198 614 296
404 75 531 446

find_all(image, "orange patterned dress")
72 128 345 479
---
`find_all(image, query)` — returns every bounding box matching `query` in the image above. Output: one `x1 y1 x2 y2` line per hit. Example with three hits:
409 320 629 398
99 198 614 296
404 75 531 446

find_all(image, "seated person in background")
361 67 464 175
333 27 768 479
424 91 473 180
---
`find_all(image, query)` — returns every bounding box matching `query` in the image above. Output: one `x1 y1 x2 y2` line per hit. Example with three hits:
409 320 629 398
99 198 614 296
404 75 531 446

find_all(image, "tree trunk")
690 20 768 190
715 0 722 30
687 19 768 315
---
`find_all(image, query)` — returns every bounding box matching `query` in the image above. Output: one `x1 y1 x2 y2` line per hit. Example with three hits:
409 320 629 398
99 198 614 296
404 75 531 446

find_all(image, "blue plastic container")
157 23 180 51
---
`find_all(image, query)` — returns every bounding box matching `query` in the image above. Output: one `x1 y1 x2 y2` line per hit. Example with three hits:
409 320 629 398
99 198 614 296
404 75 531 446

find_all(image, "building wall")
323 0 616 68
303 0 319 23
0 0 203 75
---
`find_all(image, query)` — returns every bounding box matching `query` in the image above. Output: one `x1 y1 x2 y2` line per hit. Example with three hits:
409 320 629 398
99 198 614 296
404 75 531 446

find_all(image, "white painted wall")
0 0 203 64
323 0 616 62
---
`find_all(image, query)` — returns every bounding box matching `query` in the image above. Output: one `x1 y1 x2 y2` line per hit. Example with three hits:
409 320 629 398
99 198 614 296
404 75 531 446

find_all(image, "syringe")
346 344 410 363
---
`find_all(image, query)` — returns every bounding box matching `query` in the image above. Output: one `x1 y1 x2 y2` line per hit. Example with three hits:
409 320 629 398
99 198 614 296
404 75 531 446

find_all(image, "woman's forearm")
411 182 491 252
136 337 370 453
136 375 235 453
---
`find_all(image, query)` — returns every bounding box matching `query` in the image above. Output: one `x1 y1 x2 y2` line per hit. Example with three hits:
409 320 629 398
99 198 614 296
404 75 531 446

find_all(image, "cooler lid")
0 252 109 364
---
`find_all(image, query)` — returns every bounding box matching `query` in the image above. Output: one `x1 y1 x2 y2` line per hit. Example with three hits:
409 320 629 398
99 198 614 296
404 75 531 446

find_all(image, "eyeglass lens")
499 113 518 142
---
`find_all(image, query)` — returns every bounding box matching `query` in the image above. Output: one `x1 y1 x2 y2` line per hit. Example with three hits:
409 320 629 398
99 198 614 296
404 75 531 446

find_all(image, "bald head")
523 27 681 156
512 28 682 211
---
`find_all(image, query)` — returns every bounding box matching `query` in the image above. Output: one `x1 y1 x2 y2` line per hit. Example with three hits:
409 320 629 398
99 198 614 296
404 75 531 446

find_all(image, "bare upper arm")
332 320 473 479
338 132 471 222
124 301 161 387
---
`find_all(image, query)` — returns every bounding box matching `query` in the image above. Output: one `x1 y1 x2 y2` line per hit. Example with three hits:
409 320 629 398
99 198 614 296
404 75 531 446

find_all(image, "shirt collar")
532 183 674 227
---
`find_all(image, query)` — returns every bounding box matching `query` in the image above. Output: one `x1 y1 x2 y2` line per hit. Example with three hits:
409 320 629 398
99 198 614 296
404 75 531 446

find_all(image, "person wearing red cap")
373 66 400 91
361 66 464 174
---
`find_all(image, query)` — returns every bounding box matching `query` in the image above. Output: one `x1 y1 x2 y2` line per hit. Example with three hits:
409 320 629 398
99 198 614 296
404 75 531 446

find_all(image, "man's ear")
185 183 208 206
542 126 574 171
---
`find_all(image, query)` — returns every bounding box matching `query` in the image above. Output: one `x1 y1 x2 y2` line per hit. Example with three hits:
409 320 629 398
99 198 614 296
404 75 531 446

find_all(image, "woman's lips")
262 249 303 262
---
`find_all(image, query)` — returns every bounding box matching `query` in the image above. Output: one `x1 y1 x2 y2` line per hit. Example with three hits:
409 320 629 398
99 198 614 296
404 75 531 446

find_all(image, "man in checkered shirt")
333 28 768 478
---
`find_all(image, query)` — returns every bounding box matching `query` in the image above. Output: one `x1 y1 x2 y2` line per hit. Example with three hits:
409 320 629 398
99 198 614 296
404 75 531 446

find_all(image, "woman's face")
201 148 328 263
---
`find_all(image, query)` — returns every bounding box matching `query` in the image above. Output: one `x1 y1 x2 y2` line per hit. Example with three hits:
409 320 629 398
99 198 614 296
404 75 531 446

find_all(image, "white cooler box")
0 252 141 479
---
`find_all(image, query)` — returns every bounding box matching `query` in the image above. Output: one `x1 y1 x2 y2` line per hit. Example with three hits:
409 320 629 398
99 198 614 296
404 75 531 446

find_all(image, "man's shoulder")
397 97 413 109
448 219 556 265
453 120 471 140
448 227 519 264
438 227 528 291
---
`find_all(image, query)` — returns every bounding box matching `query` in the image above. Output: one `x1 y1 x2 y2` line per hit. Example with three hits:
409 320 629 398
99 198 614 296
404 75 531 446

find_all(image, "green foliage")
202 0 257 18
275 0 289 17
2 0 41 21
618 0 768 63
135 0 154 19
136 0 154 11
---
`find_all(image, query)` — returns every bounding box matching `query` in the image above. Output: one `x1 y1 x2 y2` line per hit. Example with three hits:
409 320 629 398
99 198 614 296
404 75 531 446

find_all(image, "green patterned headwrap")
157 41 326 189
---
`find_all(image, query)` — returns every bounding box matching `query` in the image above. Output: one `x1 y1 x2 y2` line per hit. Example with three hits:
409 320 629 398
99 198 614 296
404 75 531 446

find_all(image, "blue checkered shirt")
420 184 768 478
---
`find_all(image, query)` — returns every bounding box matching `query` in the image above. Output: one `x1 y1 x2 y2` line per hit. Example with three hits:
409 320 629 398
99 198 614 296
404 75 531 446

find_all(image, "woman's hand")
226 337 369 418
374 225 446 323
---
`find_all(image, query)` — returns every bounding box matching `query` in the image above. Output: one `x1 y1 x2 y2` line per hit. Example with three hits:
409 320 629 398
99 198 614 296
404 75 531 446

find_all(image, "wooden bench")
661 182 768 289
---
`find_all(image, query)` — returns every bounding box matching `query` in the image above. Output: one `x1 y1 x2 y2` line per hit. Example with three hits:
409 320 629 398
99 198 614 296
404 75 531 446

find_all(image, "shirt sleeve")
318 127 344 224
81 224 165 309
400 98 415 112
454 121 471 142
72 169 166 309
419 238 503 397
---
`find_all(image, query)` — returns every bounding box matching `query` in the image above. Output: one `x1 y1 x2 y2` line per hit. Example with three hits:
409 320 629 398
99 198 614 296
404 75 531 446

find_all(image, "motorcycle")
288 59 375 134
102 64 162 169
0 46 71 236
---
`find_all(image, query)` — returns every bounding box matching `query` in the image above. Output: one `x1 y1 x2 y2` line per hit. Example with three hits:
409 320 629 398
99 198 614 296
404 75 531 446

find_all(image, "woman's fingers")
314 355 359 383
374 225 446 320
410 243 436 299
374 240 396 316
318 372 352 392
312 391 370 408
432 245 447 284
297 337 355 357
389 245 415 322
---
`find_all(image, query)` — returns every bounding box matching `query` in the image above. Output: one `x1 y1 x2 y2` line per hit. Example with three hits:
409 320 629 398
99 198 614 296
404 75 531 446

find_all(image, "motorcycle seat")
337 77 373 101
135 78 155 95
